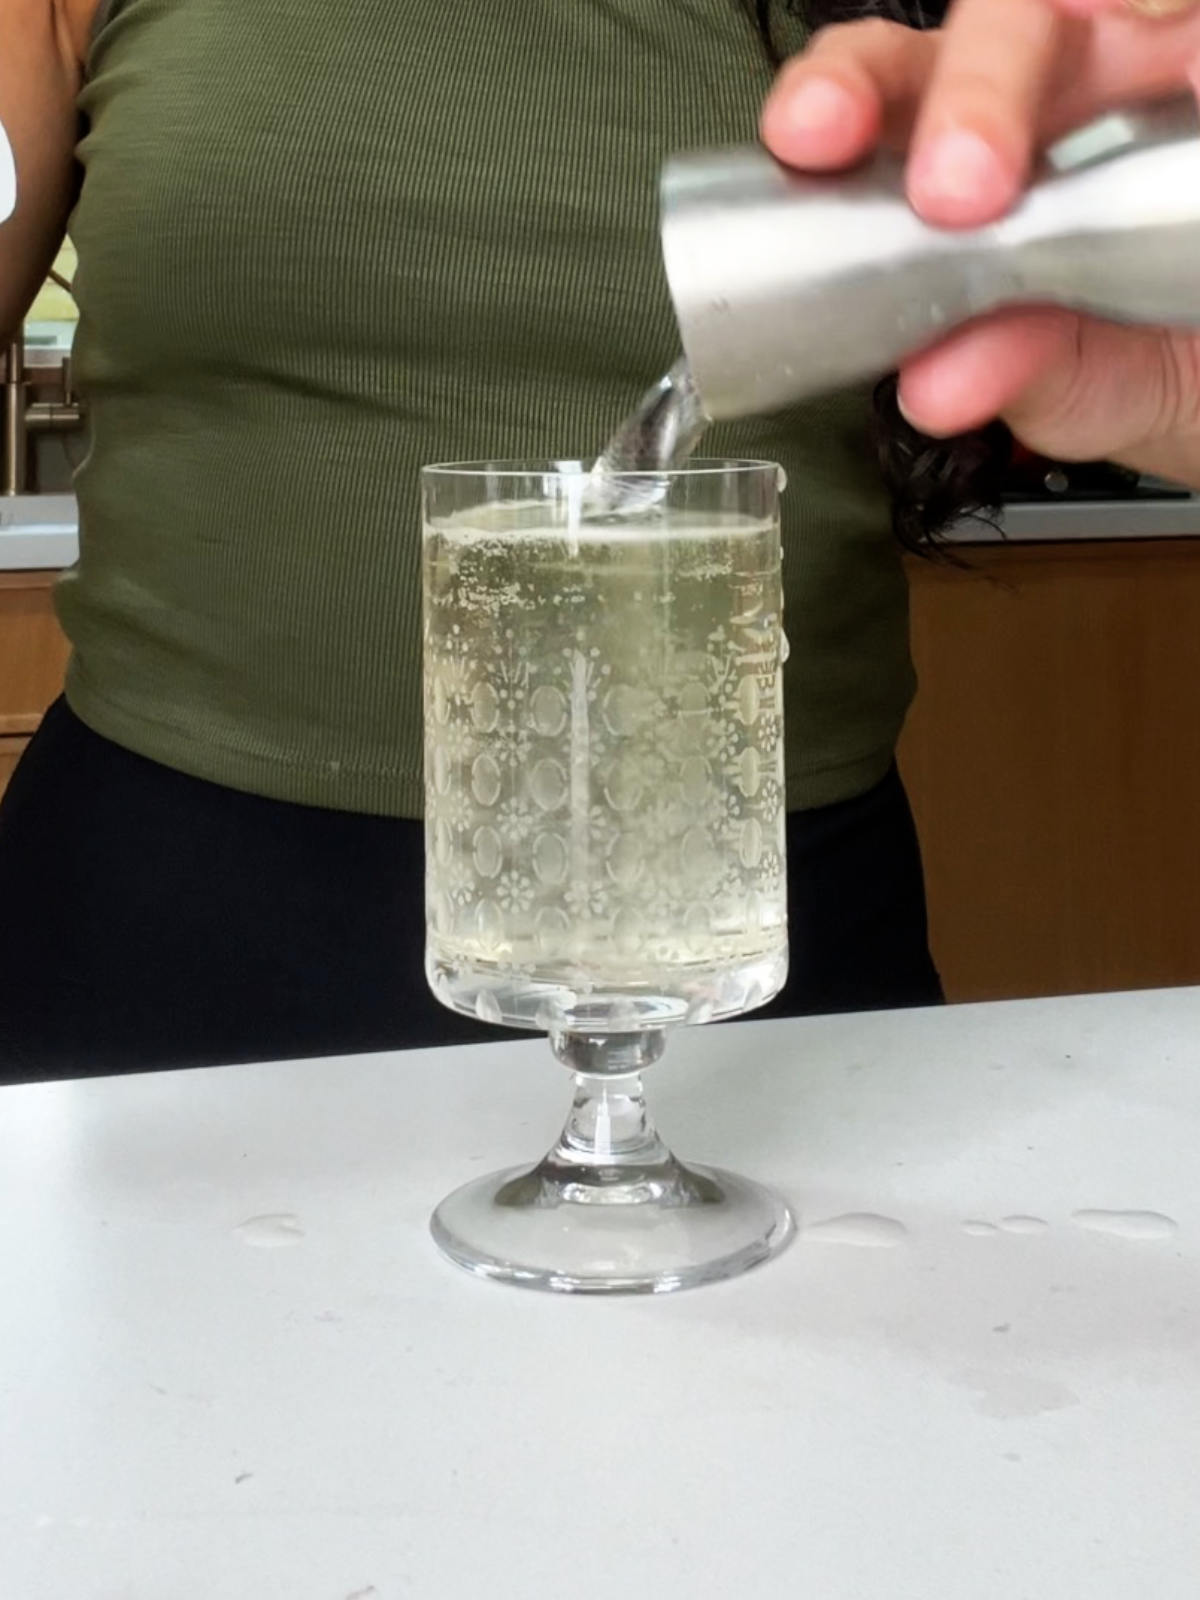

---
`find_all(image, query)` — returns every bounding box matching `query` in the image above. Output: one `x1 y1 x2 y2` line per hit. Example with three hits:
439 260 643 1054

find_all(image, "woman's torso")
61 0 912 816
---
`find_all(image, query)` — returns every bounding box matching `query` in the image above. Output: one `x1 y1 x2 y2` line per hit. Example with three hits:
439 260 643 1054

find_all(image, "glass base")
431 1157 795 1295
431 1027 794 1295
426 942 788 1032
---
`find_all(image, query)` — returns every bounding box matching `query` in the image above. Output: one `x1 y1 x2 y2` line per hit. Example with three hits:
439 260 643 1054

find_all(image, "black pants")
0 700 941 1080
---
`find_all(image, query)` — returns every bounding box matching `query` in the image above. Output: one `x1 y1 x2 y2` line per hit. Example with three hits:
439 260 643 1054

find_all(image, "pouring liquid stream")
582 355 791 665
584 357 710 517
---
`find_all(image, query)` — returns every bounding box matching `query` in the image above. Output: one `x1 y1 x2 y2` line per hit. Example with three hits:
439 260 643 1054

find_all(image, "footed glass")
422 460 794 1293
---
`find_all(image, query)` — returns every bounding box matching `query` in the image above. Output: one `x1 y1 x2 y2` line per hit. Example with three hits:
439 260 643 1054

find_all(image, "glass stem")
518 1029 721 1208
548 1029 668 1173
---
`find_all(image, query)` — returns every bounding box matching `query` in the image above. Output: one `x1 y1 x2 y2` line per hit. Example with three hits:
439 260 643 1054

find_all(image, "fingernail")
781 78 858 137
909 128 1010 208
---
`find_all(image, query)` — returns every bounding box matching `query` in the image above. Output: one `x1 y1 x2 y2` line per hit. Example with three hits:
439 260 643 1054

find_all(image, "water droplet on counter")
962 1220 998 1236
236 1213 305 1248
1070 1209 1177 1241
998 1216 1049 1235
804 1213 907 1249
966 1372 1079 1420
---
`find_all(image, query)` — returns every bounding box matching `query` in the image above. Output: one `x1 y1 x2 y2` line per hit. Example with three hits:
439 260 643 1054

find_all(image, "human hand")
761 0 1200 485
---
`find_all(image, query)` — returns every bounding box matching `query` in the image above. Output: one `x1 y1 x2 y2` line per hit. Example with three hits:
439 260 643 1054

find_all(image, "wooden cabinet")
0 571 69 799
900 538 1200 1004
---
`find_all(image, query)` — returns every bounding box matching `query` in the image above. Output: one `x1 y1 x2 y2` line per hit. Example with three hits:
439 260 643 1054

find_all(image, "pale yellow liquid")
423 502 787 1030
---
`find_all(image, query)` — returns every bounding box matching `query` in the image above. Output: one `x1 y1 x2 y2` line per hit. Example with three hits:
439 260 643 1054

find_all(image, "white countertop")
3 988 1200 1598
4 494 1200 571
0 494 78 570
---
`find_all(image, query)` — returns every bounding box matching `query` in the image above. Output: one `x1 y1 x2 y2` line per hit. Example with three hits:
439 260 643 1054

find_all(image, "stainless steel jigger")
659 97 1200 420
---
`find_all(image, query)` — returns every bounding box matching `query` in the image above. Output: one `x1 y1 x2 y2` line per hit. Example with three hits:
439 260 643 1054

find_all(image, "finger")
761 20 937 170
906 0 1068 227
901 312 1194 467
1047 9 1200 125
897 310 1079 436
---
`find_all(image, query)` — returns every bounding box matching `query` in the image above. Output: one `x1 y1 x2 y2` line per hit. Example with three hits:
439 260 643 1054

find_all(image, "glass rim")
421 457 780 481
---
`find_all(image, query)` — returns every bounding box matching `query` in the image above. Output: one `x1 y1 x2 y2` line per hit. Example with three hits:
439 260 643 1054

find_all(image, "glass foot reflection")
430 1029 795 1294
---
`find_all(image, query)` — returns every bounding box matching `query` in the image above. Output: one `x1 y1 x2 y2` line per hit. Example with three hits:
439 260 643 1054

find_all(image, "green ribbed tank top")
62 0 913 817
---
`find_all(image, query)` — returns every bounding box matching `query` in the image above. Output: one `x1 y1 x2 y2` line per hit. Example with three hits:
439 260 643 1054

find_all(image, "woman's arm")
0 0 94 336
